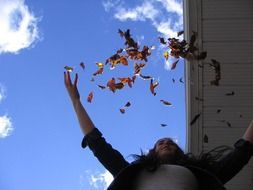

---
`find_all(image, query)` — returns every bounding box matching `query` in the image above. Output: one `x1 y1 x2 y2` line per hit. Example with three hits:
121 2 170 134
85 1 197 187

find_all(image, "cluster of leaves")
64 29 221 128
159 31 207 71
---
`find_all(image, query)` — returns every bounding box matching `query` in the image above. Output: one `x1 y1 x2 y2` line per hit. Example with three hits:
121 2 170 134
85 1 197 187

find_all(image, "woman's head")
149 137 185 164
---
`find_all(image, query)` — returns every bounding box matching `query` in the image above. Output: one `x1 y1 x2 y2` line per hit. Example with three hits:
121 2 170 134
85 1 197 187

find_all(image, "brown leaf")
203 134 208 143
80 62 85 70
97 84 106 90
225 91 235 96
190 113 201 125
134 63 146 75
119 108 125 114
177 30 184 37
87 92 94 103
179 77 184 83
150 79 159 96
107 78 124 93
196 52 207 60
139 74 152 80
160 100 172 106
195 97 204 101
124 101 131 107
158 37 167 45
171 59 179 70
93 68 103 76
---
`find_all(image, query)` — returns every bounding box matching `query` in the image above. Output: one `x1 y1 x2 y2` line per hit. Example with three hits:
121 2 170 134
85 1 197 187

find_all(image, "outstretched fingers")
74 73 78 87
64 71 73 87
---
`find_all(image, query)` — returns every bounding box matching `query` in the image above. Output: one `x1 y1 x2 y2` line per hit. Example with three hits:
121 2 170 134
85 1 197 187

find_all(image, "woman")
64 71 253 190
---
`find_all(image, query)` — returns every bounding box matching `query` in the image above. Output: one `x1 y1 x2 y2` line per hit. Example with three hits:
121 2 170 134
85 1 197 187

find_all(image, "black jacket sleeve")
81 128 130 177
213 138 253 184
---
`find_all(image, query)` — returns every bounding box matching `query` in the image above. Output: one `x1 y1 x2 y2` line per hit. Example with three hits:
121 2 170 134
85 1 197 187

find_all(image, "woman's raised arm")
64 71 95 135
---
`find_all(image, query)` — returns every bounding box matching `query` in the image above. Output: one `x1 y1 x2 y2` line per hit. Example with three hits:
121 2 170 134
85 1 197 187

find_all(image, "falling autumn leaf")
160 100 172 106
209 59 221 86
203 134 208 143
119 108 125 114
64 66 73 72
118 77 133 87
93 68 103 76
177 30 184 37
124 101 131 107
170 59 179 70
139 74 153 80
134 63 146 75
217 120 232 127
190 113 201 125
80 62 85 70
107 78 124 93
97 84 106 90
195 97 204 101
150 79 159 96
96 62 104 68
164 51 169 60
225 91 235 96
87 92 94 103
119 101 131 114
196 51 207 60
179 77 184 83
158 37 166 44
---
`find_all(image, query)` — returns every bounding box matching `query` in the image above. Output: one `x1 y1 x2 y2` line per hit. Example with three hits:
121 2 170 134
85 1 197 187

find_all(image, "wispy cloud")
0 115 13 138
114 1 159 22
103 0 183 38
0 0 41 54
81 170 113 190
0 84 6 103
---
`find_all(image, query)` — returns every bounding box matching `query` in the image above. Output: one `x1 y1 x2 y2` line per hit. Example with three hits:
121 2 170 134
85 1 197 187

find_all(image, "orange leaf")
120 56 128 66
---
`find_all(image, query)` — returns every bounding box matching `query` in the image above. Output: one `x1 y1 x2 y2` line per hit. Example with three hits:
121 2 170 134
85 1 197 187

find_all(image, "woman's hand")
64 71 80 103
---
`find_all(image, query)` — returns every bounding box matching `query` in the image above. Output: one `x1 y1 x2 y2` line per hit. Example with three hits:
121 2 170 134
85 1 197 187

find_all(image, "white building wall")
184 0 253 189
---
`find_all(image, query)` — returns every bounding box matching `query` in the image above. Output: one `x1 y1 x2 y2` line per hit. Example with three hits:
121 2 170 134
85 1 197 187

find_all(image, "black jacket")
82 128 253 190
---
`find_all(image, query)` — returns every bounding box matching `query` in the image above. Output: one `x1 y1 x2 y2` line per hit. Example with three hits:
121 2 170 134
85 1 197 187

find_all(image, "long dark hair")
132 143 232 172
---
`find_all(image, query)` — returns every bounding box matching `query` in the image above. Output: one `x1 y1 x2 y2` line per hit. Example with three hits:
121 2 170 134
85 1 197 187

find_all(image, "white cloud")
156 0 183 16
0 0 40 54
0 84 6 103
83 170 113 190
153 20 177 39
103 0 183 38
0 115 13 138
102 0 121 12
114 1 159 22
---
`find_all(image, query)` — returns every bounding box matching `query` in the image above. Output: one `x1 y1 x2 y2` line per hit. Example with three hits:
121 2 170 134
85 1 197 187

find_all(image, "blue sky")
0 0 184 189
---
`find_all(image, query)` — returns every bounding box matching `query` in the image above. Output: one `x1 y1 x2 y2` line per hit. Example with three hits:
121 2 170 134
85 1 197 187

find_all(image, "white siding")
185 0 253 189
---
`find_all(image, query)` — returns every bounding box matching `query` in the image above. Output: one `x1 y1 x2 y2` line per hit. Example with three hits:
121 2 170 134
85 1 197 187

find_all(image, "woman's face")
154 138 179 162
